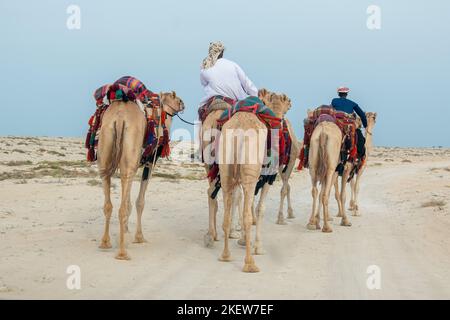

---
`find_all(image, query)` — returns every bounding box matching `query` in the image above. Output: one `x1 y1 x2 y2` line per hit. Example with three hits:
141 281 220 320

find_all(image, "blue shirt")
331 97 367 128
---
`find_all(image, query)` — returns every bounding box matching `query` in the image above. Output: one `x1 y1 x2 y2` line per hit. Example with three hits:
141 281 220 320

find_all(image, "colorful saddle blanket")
280 118 292 170
217 96 281 129
86 76 169 164
298 105 358 171
198 95 236 123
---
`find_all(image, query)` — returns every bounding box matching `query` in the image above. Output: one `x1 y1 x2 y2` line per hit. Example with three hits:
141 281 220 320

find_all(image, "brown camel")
217 90 288 272
249 93 293 253
97 92 184 260
201 101 244 247
335 112 377 217
306 112 352 232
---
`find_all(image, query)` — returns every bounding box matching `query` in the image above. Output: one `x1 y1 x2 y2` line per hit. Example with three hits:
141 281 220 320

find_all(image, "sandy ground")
1 136 450 299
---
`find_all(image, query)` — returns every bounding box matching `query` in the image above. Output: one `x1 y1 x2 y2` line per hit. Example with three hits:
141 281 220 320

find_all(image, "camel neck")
365 127 374 158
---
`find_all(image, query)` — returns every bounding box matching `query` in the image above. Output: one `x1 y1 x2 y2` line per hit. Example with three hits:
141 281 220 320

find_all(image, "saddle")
198 95 236 123
85 76 170 164
298 105 358 171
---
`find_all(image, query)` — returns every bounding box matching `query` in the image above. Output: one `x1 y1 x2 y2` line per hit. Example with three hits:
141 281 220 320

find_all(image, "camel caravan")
85 42 376 271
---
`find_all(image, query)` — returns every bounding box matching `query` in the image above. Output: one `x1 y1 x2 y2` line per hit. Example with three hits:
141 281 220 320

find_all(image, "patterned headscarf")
201 41 225 69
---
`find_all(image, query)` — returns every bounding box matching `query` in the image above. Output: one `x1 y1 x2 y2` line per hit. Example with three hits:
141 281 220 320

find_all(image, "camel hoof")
276 217 287 225
99 241 112 249
322 226 333 233
229 231 240 239
253 246 266 255
307 223 318 231
341 220 352 227
204 233 215 248
287 208 295 219
243 264 260 273
115 252 130 260
133 235 147 244
219 253 232 262
352 212 361 217
237 238 246 247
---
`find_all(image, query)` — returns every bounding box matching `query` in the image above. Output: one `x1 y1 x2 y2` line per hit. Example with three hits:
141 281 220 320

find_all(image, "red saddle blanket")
198 95 236 123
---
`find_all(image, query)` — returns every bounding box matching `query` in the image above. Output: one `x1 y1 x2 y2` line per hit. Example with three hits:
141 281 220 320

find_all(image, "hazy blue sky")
1 0 449 147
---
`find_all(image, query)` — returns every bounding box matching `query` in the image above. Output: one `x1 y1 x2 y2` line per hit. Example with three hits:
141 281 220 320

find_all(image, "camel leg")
284 161 296 219
237 188 246 247
286 183 295 219
254 184 269 255
251 201 257 226
99 176 113 249
242 183 259 273
349 176 356 211
204 180 219 247
352 166 365 216
219 188 233 262
230 187 242 239
307 176 320 230
322 170 335 233
335 174 343 218
116 174 133 260
277 176 288 225
125 198 132 233
339 166 352 227
134 173 149 244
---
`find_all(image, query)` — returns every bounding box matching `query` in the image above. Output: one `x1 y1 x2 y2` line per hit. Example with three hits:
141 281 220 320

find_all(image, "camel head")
365 112 377 130
258 88 271 104
258 89 291 118
160 91 185 116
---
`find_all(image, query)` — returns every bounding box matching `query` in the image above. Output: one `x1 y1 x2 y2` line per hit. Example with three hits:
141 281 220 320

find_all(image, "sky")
0 0 449 147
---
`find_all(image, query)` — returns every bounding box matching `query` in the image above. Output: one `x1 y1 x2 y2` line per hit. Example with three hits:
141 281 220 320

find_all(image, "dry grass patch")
429 167 450 173
421 200 446 208
47 150 66 157
87 179 102 186
0 160 94 181
3 160 33 166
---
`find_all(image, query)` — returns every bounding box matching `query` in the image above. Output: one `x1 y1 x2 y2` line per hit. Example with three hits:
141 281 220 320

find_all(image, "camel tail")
318 130 328 185
101 120 125 178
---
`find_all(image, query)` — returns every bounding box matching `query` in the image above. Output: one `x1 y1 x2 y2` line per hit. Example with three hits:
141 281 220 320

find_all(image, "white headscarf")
201 41 225 69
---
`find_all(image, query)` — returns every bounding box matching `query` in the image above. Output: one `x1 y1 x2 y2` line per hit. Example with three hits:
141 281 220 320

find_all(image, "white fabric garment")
199 58 258 105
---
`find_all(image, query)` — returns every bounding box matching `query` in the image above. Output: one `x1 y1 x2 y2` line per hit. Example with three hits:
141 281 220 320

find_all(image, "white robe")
200 58 258 105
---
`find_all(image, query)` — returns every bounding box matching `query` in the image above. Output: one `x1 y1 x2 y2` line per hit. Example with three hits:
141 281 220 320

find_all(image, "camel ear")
171 91 177 99
281 94 291 104
258 88 268 99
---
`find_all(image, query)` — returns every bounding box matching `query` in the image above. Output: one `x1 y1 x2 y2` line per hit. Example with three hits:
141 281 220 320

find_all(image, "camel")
276 117 301 225
217 90 288 272
201 101 243 247
97 92 184 260
335 112 377 218
249 93 293 251
306 110 352 232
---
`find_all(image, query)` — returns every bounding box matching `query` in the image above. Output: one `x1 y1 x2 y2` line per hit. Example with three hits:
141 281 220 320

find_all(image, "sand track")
0 138 449 299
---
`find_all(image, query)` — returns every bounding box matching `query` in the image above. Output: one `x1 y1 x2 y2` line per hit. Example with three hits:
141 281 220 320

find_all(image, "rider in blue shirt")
331 87 367 159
